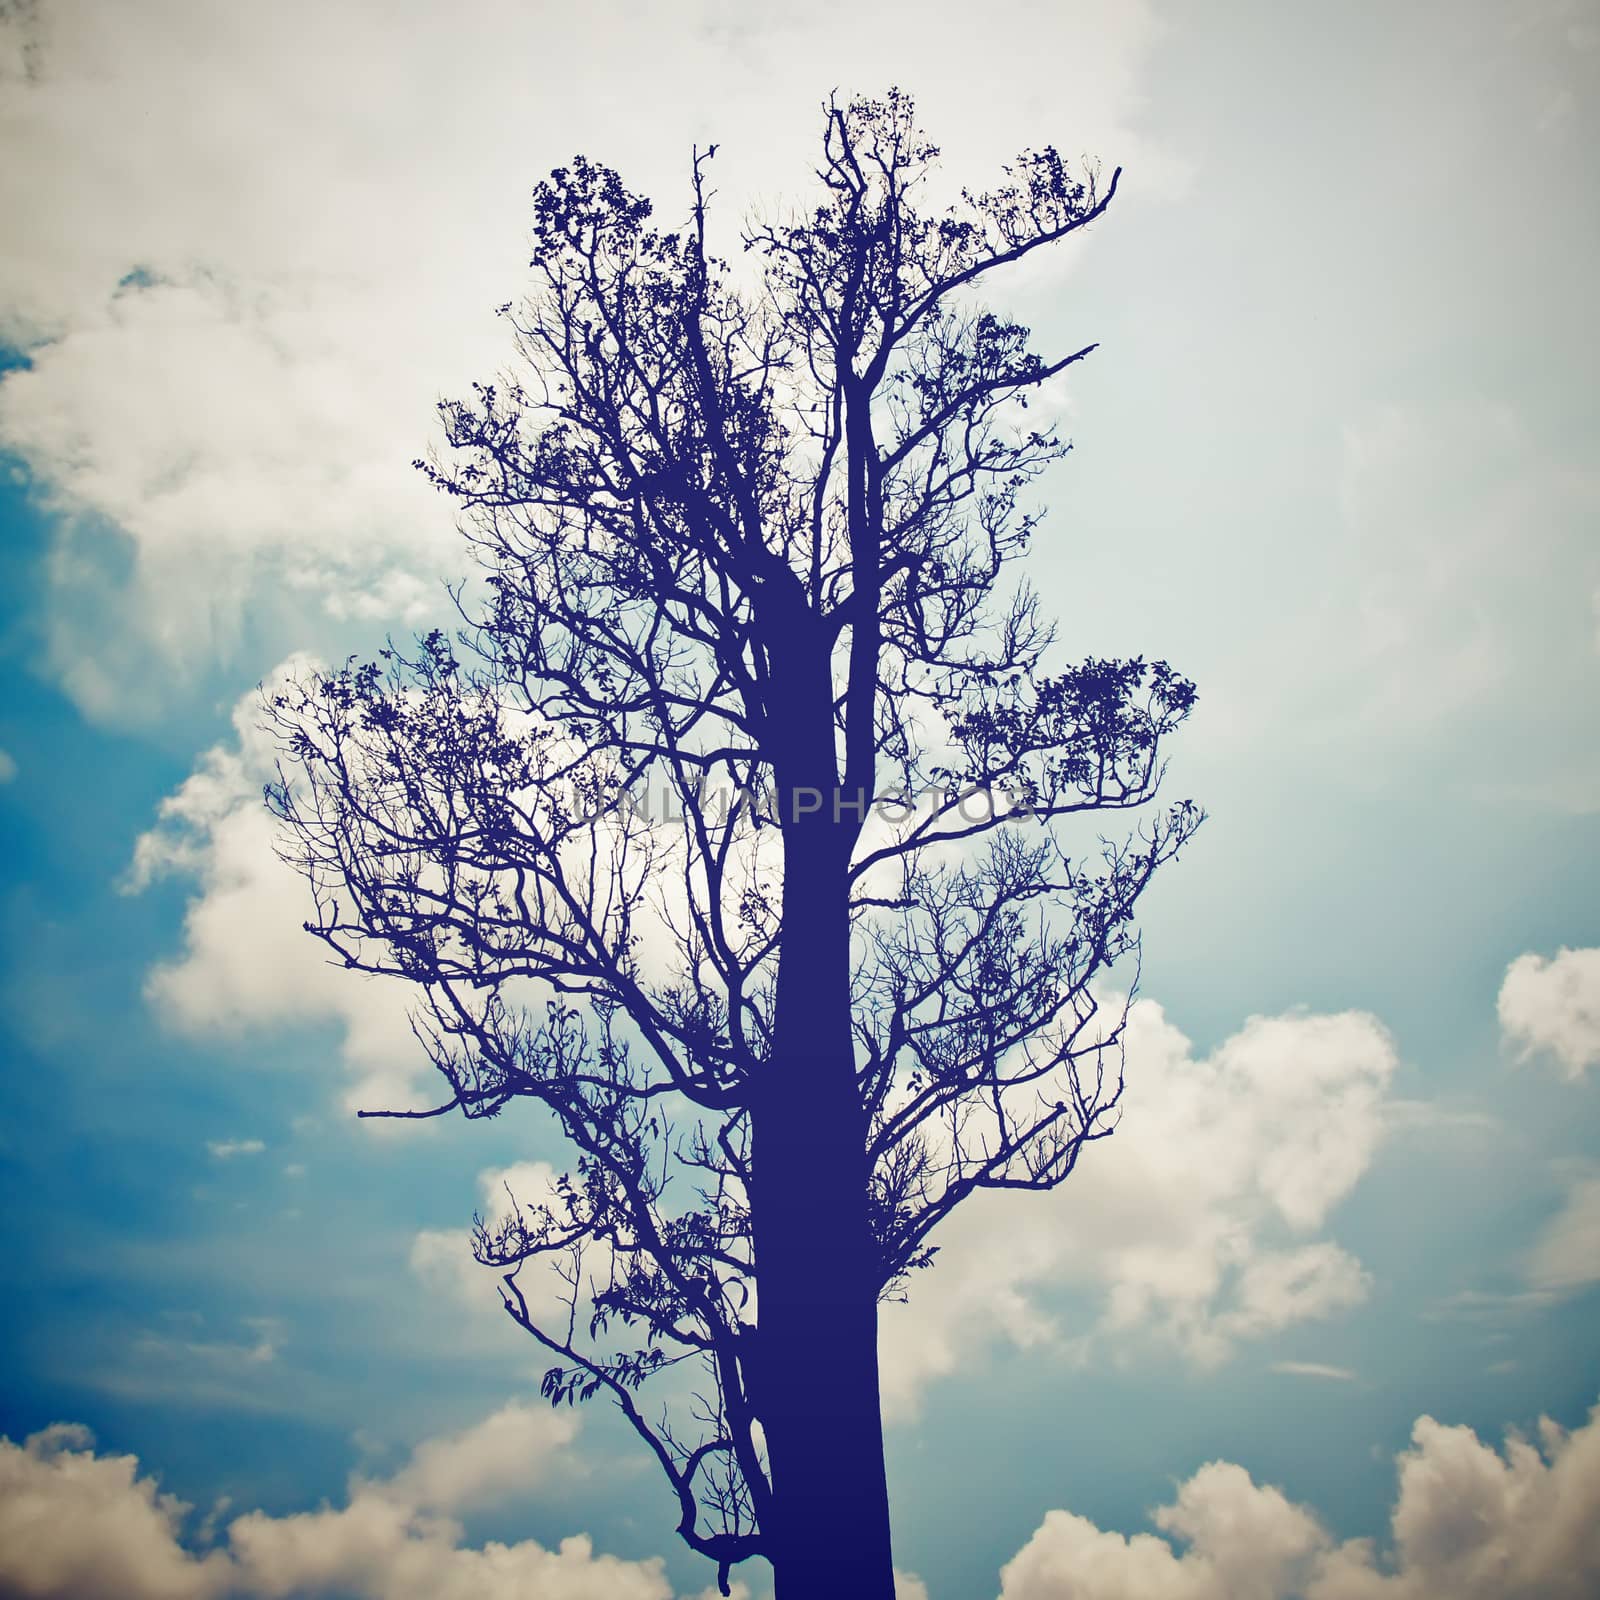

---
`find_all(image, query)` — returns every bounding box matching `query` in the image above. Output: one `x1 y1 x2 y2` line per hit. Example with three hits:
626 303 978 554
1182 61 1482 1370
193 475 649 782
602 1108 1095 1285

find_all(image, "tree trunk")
751 815 895 1600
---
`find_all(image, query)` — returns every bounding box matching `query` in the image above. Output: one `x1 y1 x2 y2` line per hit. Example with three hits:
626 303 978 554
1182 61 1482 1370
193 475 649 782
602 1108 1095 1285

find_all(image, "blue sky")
1 3 1598 1597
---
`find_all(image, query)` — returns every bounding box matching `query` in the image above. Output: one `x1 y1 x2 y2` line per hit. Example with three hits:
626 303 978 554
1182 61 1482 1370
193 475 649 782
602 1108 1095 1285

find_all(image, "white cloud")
999 1398 1600 1600
14 1397 1600 1600
1499 946 1600 1080
126 660 432 1113
130 665 779 1114
409 1161 631 1386
358 1402 578 1520
1269 1362 1358 1383
206 1139 265 1160
1526 1170 1600 1292
0 1423 232 1600
1002 1462 1327 1600
410 1161 578 1339
0 0 1164 724
226 1504 669 1600
879 1002 1397 1418
0 1405 673 1600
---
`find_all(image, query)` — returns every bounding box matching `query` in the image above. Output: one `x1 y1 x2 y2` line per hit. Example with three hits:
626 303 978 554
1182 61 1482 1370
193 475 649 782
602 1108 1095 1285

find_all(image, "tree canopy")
268 89 1199 1598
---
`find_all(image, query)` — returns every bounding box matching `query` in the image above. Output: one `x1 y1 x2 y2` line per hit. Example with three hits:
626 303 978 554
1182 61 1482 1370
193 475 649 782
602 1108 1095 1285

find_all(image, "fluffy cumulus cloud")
125 658 432 1113
407 1006 1397 1420
132 671 756 1111
999 1399 1600 1600
365 1400 579 1519
0 0 1163 724
16 1395 1592 1600
1526 1169 1600 1293
1498 946 1600 1080
879 1002 1397 1417
129 663 762 1114
0 1422 232 1600
410 1161 579 1342
0 1405 686 1600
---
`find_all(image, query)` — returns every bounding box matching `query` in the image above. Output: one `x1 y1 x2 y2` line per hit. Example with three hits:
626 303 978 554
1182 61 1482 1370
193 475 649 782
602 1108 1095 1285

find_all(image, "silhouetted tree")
268 90 1200 1600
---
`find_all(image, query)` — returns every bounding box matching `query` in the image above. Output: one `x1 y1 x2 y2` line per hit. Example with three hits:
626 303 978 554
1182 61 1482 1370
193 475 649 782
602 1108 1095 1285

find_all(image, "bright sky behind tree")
1 2 1597 1596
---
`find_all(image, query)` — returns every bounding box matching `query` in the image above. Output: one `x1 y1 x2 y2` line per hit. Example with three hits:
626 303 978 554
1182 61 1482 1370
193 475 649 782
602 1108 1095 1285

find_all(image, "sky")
1 0 1597 1596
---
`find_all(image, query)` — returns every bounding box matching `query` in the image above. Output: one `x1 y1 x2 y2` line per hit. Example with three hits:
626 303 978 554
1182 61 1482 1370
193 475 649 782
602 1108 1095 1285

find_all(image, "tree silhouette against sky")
268 90 1200 1600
